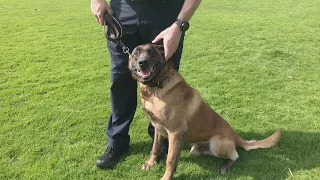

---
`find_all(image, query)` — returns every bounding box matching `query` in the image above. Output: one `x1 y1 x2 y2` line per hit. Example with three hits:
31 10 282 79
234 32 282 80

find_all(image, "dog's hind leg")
190 143 211 155
190 144 200 155
209 135 239 175
219 159 236 175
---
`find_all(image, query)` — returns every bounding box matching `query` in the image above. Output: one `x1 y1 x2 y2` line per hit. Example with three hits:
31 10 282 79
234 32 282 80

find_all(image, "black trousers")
106 24 185 149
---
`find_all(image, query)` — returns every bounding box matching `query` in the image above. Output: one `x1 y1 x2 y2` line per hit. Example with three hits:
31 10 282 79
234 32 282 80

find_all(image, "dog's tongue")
140 70 150 78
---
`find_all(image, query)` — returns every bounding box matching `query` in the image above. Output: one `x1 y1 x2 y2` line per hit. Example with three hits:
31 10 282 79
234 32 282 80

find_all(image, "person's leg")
96 33 142 168
106 39 138 150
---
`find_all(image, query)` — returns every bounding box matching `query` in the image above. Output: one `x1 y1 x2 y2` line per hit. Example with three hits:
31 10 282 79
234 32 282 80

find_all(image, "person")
91 0 201 168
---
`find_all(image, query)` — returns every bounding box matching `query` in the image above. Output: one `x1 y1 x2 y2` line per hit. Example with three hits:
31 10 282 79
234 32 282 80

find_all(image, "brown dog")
128 44 282 180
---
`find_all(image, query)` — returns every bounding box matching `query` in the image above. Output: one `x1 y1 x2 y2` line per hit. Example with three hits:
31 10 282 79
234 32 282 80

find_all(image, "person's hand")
152 23 182 60
91 0 113 25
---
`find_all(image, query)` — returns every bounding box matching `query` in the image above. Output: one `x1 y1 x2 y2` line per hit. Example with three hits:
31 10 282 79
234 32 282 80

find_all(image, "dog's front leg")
141 127 164 169
161 132 183 180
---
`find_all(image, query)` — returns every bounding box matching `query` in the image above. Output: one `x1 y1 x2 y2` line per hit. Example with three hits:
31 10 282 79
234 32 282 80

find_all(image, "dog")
128 44 282 180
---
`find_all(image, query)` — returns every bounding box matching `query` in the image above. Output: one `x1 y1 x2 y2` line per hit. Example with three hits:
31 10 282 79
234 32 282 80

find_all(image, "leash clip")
117 41 130 56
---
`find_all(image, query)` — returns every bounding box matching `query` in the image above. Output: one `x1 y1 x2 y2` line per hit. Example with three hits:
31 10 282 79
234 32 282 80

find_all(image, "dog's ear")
154 45 165 59
128 53 134 71
128 54 139 80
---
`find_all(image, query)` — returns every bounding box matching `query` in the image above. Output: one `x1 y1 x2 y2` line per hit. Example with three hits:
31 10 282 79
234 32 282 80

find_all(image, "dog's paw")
219 164 231 175
141 161 156 170
160 172 173 180
190 146 201 155
160 177 171 180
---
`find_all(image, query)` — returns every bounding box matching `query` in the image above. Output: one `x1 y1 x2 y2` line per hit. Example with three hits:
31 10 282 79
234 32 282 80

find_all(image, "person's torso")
110 0 184 29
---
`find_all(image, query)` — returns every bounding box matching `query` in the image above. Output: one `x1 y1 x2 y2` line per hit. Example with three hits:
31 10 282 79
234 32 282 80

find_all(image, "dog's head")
129 44 170 85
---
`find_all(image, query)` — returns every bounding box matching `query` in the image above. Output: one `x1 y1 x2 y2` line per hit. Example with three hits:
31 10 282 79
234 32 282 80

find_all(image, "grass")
1 0 320 179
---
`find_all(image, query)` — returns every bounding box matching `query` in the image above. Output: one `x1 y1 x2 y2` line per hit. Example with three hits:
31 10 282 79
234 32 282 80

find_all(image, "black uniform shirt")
110 0 184 34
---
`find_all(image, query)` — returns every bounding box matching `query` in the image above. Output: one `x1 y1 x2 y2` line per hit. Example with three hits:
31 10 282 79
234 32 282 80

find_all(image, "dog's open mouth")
135 64 158 82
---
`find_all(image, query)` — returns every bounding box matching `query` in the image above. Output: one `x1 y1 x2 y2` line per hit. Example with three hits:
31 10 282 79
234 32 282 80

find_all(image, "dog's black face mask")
129 44 167 84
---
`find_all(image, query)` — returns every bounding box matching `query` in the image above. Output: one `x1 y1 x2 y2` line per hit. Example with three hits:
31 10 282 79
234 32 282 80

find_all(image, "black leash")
103 12 130 55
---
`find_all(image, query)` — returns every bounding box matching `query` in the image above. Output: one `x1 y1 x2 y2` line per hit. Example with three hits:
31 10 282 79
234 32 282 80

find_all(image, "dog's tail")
236 128 282 151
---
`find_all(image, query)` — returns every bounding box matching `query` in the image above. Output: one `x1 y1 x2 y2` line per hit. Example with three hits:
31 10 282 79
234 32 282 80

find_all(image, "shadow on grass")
128 140 153 155
126 130 319 179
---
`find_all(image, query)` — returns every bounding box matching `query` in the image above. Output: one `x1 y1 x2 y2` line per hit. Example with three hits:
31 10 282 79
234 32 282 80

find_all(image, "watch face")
181 22 189 31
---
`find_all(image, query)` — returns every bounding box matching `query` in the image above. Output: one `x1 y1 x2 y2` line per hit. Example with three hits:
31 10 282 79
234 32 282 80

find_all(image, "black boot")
96 147 128 168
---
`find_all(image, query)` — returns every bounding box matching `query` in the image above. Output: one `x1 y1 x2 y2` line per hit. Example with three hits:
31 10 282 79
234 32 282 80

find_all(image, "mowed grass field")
1 0 320 179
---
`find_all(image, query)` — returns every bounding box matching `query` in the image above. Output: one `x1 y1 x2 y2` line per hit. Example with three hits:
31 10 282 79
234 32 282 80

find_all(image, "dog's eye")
147 49 153 54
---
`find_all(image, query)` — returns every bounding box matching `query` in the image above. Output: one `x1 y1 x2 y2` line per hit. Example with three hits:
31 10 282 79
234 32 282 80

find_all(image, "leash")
103 12 130 56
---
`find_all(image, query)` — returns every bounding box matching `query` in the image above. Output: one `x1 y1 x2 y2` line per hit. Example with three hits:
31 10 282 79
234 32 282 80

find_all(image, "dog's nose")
138 60 148 68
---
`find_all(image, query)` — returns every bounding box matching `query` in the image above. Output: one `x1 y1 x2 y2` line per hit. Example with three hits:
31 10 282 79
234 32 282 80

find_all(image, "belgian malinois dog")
128 44 282 180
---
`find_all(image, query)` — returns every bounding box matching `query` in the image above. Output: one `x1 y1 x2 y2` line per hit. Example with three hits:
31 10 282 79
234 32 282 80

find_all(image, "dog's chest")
142 97 167 124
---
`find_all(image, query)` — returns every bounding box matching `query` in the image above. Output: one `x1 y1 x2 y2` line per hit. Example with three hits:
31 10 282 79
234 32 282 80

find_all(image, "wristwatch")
175 19 190 32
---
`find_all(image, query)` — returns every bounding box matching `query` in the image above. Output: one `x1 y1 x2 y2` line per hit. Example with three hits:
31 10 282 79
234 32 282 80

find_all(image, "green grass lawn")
1 0 320 179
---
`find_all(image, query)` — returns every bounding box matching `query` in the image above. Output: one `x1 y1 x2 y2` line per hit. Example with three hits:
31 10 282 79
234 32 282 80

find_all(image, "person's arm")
91 0 113 25
152 0 201 60
177 0 201 22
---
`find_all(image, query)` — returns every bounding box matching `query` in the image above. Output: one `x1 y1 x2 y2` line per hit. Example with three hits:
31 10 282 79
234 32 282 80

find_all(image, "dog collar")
147 74 169 88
